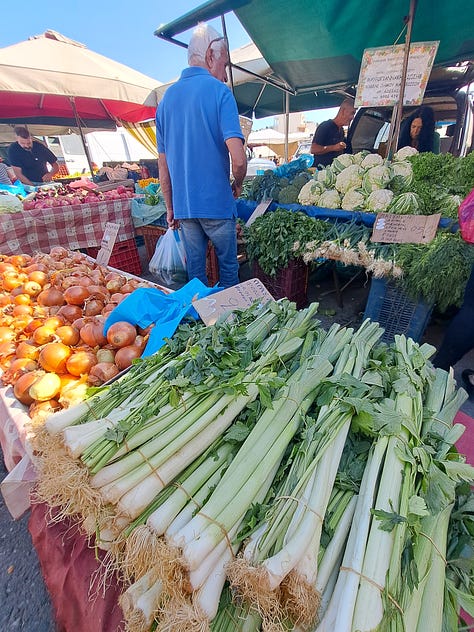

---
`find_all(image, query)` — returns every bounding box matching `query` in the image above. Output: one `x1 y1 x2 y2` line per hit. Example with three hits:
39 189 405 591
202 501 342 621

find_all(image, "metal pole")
386 0 418 159
70 97 95 175
284 91 289 162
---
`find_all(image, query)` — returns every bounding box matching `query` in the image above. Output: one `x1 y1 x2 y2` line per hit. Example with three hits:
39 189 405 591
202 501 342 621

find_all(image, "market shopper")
397 105 440 154
156 23 247 289
310 99 356 167
8 126 59 185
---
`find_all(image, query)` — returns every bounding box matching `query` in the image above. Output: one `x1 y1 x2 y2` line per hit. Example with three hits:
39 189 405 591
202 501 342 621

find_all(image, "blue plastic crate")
363 278 433 343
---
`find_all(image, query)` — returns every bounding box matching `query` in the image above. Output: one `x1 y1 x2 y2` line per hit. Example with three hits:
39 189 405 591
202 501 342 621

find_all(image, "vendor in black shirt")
8 126 59 185
310 99 356 167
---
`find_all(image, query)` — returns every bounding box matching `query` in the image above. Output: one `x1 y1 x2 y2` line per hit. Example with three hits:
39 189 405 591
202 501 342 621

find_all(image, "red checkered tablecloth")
0 198 135 256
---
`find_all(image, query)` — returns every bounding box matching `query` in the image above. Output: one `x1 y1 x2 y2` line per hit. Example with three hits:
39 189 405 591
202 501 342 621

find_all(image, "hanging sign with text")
95 222 120 266
193 278 274 325
371 212 441 244
355 41 439 108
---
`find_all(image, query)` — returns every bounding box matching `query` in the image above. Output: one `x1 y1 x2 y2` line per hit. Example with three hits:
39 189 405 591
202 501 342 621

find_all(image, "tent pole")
70 97 95 175
284 91 289 162
386 0 418 159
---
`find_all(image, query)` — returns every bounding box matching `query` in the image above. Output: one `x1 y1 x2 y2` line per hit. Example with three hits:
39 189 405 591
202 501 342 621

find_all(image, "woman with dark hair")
397 105 440 153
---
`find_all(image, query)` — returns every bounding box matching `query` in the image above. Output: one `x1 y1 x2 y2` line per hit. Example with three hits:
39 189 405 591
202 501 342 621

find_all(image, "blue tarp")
236 199 456 230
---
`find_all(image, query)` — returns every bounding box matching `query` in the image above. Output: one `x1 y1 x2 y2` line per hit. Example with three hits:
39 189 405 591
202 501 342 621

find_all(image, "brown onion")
2 358 38 385
66 350 97 376
114 345 142 370
57 304 83 323
28 270 48 286
32 325 56 345
37 287 66 307
14 371 40 405
106 321 137 348
16 340 40 360
64 285 90 305
55 325 80 346
88 362 120 386
80 320 107 347
96 348 115 364
83 298 104 317
38 342 72 373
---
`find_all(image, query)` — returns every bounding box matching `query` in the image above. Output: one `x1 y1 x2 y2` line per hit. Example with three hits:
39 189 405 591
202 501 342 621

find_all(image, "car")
347 63 474 157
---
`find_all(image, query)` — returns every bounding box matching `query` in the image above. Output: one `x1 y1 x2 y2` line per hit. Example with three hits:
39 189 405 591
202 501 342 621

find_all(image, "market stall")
0 198 136 257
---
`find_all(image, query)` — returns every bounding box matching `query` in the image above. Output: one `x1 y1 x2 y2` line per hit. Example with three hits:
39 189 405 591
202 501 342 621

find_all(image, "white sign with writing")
95 222 120 266
193 278 274 326
355 41 439 107
371 212 441 244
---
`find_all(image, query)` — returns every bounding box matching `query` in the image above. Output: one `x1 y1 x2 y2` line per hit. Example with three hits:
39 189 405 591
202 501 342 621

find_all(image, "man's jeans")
179 218 239 289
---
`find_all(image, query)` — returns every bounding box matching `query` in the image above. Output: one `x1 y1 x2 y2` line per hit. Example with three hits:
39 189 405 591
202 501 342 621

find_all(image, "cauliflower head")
318 189 342 209
335 164 364 194
341 188 366 211
366 189 394 212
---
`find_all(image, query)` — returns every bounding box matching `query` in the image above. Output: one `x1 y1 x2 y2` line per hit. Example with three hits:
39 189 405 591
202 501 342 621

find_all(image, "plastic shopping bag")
149 228 188 288
459 188 474 244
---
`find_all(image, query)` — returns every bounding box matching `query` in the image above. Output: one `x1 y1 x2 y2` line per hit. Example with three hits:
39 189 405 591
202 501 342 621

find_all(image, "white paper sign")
246 199 273 227
355 41 439 107
95 222 120 266
193 278 274 325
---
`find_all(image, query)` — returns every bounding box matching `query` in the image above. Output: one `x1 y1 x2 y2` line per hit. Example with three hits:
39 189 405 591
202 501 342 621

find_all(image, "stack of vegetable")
32 298 474 632
0 248 153 421
242 169 313 204
22 183 134 210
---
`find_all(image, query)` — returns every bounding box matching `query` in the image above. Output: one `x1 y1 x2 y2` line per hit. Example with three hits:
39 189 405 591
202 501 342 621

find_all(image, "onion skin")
88 362 120 386
29 372 62 401
80 321 107 347
57 304 83 323
14 371 41 405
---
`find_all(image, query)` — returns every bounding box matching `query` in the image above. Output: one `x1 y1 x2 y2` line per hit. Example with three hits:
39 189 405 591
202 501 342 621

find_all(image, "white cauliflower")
0 192 23 213
318 189 342 209
335 164 364 194
390 160 413 188
366 189 394 212
362 164 392 193
393 146 418 161
352 150 371 164
360 153 384 169
298 180 324 205
331 153 355 173
316 168 336 188
341 188 366 211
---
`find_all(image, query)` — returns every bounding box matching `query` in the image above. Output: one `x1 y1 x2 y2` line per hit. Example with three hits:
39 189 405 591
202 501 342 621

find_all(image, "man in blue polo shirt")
156 23 247 288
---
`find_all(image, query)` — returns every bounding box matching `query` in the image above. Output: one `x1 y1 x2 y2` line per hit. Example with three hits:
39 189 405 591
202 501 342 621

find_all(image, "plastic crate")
86 238 142 276
252 259 309 309
363 278 433 343
135 225 219 286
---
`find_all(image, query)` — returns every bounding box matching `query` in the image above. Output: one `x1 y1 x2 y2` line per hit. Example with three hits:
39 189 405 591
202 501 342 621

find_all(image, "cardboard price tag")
95 222 120 266
246 199 272 227
193 278 274 326
371 212 441 244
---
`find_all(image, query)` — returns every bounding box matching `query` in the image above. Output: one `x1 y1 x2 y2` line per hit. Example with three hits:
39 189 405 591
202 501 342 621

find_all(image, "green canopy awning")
155 0 474 115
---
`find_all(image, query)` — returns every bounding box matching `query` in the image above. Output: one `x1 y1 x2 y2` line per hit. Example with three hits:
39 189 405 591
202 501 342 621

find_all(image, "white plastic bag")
149 228 188 287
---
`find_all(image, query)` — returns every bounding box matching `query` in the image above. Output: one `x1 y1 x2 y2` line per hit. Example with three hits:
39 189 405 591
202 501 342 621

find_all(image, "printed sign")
371 212 441 244
355 41 439 107
246 199 273 227
95 222 120 266
193 278 274 325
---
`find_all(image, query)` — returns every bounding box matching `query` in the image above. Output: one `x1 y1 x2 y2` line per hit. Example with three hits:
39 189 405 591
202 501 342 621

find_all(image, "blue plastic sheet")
103 278 221 357
236 199 456 230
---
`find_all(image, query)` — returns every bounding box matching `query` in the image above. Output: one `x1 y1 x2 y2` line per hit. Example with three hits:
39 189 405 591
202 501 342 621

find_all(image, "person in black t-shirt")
310 99 356 167
8 126 59 185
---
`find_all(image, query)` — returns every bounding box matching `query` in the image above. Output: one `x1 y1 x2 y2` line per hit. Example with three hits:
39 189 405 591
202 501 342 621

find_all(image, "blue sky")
0 1 335 130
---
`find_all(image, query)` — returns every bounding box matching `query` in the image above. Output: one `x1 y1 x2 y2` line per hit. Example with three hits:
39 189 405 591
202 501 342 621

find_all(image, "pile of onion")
0 249 155 422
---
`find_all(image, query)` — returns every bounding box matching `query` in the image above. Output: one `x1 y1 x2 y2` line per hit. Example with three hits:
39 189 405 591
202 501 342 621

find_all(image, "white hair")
188 22 226 65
